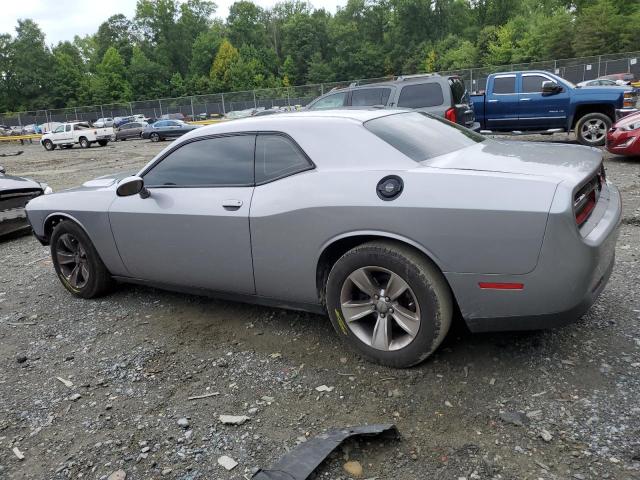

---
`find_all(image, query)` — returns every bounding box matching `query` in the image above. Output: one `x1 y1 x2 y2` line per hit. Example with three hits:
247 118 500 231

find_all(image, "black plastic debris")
252 424 399 480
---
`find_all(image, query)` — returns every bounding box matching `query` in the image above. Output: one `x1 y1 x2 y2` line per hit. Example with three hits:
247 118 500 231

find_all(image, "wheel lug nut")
380 313 385 318
389 308 394 313
374 294 379 299
385 297 390 302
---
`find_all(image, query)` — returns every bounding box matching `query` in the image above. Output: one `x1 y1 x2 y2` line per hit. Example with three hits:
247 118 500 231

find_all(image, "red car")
607 111 640 157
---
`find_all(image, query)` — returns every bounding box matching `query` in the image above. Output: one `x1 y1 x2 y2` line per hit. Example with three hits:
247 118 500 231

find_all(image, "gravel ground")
0 135 639 480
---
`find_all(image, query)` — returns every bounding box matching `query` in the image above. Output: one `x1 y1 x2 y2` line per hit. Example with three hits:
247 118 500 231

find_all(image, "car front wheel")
150 133 160 142
43 140 54 151
575 112 611 146
51 221 112 298
326 240 453 368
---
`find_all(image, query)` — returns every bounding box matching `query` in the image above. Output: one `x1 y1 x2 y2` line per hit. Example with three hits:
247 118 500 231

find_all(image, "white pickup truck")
40 122 114 151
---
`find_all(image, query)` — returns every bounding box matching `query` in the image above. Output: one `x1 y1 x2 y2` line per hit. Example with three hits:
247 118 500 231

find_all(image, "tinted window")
365 112 484 162
522 75 548 93
65 125 71 132
351 88 392 107
143 135 255 187
493 76 516 94
54 126 64 133
154 121 167 127
397 83 444 108
255 134 312 184
448 77 466 104
309 92 346 110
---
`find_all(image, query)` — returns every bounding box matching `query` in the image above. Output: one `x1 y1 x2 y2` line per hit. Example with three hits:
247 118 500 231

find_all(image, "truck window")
65 125 71 132
351 88 392 107
493 76 516 94
522 75 549 93
397 83 444 108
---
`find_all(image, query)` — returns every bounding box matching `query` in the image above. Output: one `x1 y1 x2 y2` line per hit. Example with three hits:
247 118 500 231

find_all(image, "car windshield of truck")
364 111 484 162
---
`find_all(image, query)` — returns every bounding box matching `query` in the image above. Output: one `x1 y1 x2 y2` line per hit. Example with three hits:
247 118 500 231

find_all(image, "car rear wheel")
326 240 453 368
576 113 611 146
79 137 90 148
150 133 160 142
97 140 108 147
43 140 54 151
51 221 112 298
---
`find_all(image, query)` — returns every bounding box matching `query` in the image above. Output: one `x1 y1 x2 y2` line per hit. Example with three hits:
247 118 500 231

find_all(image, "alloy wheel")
581 118 607 143
339 266 421 351
55 233 90 289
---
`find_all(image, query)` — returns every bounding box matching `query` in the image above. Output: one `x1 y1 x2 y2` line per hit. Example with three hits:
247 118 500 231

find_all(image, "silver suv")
306 74 479 131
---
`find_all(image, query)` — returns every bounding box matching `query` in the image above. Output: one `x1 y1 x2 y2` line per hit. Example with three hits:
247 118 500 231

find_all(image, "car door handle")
488 99 498 103
222 199 243 209
520 98 531 101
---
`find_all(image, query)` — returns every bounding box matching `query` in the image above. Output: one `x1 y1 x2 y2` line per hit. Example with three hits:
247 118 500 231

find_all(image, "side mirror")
542 80 562 95
116 176 150 198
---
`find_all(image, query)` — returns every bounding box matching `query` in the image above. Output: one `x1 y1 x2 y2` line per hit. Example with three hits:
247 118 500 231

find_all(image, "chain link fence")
2 51 639 128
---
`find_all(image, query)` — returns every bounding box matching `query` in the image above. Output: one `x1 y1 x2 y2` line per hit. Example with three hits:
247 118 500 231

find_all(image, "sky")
0 0 348 45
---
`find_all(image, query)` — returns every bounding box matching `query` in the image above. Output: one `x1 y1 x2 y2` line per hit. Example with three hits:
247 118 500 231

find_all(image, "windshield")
364 111 485 162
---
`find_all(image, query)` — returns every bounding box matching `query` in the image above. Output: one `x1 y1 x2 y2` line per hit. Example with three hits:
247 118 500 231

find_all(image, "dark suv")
306 74 479 130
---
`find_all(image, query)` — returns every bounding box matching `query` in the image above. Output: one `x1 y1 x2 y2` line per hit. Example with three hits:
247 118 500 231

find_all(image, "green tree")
92 47 132 103
572 0 621 57
128 46 168 99
209 39 240 91
306 52 333 83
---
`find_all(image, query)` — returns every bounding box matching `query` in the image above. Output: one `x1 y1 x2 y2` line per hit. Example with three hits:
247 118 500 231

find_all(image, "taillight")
574 171 602 226
445 107 457 123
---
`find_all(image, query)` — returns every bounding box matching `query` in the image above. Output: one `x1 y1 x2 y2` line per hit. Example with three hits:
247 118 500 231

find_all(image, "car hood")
0 174 43 191
613 110 640 128
424 139 602 184
572 85 628 96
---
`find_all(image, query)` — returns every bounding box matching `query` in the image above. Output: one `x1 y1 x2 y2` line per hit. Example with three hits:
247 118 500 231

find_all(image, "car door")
50 125 66 143
518 73 569 129
108 134 257 294
485 74 519 129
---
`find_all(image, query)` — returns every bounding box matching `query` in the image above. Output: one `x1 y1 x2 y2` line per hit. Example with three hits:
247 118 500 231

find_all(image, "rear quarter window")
364 112 484 162
351 88 392 107
397 83 445 108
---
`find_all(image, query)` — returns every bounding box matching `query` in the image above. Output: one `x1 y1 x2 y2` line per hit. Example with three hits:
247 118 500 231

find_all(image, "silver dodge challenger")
26 110 621 367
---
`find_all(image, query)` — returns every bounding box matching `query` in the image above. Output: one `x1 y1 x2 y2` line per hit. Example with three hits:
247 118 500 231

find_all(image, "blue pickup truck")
471 70 638 146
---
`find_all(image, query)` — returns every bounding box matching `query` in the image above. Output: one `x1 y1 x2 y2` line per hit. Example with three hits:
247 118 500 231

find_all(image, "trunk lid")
424 139 602 185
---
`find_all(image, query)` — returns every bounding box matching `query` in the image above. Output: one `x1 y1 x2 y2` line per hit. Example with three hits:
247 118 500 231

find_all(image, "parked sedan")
1 165 51 238
607 111 640 157
26 110 620 367
94 118 114 128
141 120 198 142
115 122 146 141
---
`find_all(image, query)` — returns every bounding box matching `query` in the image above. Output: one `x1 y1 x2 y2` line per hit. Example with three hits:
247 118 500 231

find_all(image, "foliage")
0 0 639 110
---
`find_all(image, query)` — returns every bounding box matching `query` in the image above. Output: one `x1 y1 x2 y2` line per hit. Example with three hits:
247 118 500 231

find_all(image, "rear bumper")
447 182 621 333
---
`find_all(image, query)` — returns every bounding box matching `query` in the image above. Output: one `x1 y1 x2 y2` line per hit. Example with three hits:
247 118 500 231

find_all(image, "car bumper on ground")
446 181 622 332
606 128 640 156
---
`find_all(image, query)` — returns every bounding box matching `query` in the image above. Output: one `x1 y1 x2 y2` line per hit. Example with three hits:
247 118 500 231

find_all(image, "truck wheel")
150 133 160 142
97 140 108 147
43 140 54 151
576 113 611 146
325 240 453 368
79 137 90 148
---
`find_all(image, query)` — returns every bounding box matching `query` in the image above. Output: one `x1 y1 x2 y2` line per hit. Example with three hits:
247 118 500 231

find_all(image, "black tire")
50 220 113 299
97 140 108 146
43 140 54 151
150 133 160 142
120 137 126 141
79 137 90 148
326 240 453 368
575 112 611 147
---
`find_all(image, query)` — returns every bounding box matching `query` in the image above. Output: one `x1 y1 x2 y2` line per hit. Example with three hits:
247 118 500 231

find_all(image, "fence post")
74 107 78 120
221 93 226 114
129 102 134 115
159 99 163 116
17 112 21 126
190 97 195 119
287 88 290 107
253 90 257 109
320 83 324 95
469 69 473 93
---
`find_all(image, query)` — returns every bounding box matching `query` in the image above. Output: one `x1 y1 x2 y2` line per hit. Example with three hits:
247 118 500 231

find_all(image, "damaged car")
25 110 621 367
1 164 51 238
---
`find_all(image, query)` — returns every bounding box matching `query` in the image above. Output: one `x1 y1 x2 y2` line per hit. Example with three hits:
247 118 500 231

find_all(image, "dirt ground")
0 134 639 480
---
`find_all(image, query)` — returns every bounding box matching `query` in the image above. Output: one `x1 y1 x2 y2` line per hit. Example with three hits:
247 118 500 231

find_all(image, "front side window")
143 135 255 187
365 112 484 162
522 75 549 93
255 134 312 184
154 121 167 128
493 76 516 94
54 126 64 133
65 125 72 132
351 88 392 107
308 92 347 110
397 83 445 108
